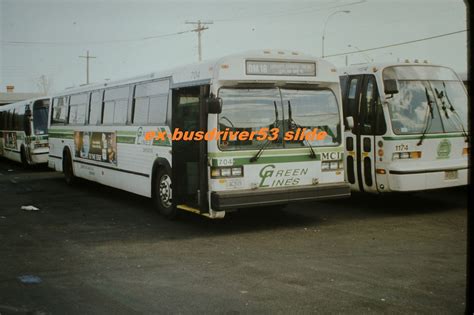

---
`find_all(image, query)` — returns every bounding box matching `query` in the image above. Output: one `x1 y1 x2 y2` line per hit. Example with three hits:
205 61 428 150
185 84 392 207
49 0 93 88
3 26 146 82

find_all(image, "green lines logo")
258 164 308 187
437 139 451 159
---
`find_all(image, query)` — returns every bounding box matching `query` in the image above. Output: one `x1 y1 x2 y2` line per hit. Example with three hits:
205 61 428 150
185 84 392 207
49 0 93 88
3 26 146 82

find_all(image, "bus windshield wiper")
437 82 469 142
288 100 317 159
434 87 450 119
417 87 434 146
249 101 279 163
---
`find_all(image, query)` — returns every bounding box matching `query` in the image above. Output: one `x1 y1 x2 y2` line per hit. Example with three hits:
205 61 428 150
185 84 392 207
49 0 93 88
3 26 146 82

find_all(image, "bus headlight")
322 160 343 171
392 151 422 160
220 168 232 177
211 166 244 178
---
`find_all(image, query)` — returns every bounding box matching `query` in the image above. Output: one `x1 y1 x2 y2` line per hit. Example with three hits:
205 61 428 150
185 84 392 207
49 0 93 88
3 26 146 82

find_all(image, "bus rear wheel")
153 168 177 219
63 150 75 185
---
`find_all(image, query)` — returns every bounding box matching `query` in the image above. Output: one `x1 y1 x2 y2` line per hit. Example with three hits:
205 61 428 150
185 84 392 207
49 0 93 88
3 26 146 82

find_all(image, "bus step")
176 204 225 219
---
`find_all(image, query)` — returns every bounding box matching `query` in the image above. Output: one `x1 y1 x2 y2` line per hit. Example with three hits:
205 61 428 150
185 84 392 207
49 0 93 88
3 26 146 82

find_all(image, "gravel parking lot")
0 158 467 314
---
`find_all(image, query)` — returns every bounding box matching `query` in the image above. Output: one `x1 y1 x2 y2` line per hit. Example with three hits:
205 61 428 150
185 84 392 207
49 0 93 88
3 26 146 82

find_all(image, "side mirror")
345 116 354 131
207 96 222 114
384 79 399 95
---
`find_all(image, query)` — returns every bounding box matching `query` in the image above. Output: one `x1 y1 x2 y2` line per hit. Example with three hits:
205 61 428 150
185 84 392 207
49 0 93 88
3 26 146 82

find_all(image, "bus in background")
0 97 50 166
339 61 468 193
48 50 350 219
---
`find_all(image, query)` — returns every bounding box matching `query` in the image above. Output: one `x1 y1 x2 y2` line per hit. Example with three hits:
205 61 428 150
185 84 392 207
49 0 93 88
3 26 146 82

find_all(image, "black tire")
20 146 30 168
153 167 177 219
63 149 75 185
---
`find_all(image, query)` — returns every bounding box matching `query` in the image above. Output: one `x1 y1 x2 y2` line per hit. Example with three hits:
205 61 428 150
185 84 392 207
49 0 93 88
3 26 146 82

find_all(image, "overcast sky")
0 0 467 93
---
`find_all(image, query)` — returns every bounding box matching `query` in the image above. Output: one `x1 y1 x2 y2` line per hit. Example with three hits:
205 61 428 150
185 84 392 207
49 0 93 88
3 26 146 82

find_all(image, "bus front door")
172 85 209 212
344 75 379 192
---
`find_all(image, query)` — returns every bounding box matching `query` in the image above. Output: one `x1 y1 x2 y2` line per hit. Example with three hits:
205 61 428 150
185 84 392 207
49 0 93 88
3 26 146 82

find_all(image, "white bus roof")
52 50 339 97
338 61 454 76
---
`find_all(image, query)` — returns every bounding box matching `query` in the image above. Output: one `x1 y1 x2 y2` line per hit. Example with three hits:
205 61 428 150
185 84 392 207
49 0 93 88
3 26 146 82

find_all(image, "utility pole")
79 50 96 85
185 20 213 62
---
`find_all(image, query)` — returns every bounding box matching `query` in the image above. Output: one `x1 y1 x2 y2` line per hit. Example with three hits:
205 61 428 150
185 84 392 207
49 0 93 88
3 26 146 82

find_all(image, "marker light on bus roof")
463 148 469 156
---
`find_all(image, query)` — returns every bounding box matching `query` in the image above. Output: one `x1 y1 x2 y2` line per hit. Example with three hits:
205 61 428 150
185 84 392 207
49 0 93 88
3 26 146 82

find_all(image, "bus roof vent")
292 51 299 55
405 59 410 63
423 60 429 64
263 50 271 54
414 59 419 63
277 51 285 55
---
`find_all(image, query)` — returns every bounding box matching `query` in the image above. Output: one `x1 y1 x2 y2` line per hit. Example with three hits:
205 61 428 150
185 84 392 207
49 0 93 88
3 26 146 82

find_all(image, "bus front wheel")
63 150 75 185
153 168 177 219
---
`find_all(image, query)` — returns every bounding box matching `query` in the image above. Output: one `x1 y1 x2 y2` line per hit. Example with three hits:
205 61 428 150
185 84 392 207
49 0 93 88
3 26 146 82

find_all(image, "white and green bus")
339 61 468 193
0 97 50 166
48 50 350 218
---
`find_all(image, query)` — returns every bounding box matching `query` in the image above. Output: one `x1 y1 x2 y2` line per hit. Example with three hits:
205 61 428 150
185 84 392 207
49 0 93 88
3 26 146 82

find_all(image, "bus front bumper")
210 183 351 210
387 167 468 191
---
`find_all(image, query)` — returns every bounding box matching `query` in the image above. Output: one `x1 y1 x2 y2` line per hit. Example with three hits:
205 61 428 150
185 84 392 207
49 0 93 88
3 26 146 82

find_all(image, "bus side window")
10 109 15 130
104 86 129 125
68 93 89 125
51 96 69 125
89 91 104 125
16 108 24 132
133 80 169 125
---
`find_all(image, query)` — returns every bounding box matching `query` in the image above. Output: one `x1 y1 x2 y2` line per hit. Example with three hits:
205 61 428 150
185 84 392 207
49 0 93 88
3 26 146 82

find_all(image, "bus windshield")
218 88 340 150
281 89 340 147
383 66 468 135
33 103 49 135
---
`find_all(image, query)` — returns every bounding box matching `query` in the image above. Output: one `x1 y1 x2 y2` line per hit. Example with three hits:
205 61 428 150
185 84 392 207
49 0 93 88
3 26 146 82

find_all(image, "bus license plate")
445 170 458 180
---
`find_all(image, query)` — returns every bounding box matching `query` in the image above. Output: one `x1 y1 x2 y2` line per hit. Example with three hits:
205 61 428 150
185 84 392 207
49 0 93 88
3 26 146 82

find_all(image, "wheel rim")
159 174 172 208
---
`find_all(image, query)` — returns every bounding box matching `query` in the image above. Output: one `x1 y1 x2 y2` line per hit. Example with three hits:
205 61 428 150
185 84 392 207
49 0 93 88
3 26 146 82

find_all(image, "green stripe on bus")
382 133 465 141
49 129 73 133
116 136 135 144
208 147 343 158
117 131 138 136
152 127 171 146
49 133 74 139
211 154 322 166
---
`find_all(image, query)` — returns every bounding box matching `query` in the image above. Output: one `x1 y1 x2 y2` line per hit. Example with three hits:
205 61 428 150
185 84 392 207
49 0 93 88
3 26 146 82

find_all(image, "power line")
1 29 197 46
325 29 467 58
